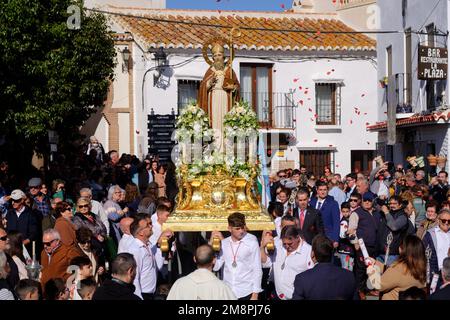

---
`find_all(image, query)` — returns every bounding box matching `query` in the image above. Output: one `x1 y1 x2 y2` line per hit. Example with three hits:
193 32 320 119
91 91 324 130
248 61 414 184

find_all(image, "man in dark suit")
292 235 357 300
5 189 39 255
309 181 340 248
293 188 323 245
430 257 450 300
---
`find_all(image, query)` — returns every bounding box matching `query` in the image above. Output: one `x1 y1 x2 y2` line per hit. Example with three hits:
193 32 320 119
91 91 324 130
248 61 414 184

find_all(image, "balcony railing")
337 0 376 9
241 91 296 129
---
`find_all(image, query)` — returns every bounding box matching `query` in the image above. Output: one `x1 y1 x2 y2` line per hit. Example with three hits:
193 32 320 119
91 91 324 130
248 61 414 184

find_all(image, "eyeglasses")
11 199 22 203
78 204 89 209
64 207 72 211
362 199 373 202
0 236 8 241
43 239 57 246
349 199 359 203
278 175 286 178
440 219 450 225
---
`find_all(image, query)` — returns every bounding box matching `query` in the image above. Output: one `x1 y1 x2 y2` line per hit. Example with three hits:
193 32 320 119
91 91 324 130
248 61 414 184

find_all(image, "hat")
10 189 26 201
28 177 42 187
362 192 375 201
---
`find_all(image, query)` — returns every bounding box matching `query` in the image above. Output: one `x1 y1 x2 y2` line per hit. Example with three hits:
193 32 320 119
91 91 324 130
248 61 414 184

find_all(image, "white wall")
118 113 130 155
94 115 109 152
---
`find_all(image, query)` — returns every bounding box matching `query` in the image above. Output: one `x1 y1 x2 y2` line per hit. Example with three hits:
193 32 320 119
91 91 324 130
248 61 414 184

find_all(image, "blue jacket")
309 196 340 242
292 263 357 300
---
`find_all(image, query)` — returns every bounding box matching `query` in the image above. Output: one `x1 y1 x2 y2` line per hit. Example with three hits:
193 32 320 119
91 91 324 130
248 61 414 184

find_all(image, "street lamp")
121 47 131 73
152 47 167 86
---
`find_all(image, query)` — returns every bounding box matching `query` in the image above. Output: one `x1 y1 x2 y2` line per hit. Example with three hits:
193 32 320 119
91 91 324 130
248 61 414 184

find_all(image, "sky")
166 0 288 11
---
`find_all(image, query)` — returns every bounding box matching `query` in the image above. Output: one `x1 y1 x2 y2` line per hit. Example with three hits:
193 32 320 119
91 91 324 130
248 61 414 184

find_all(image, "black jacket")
292 263 357 300
293 207 324 245
92 278 141 300
376 208 412 256
430 285 450 300
6 206 39 256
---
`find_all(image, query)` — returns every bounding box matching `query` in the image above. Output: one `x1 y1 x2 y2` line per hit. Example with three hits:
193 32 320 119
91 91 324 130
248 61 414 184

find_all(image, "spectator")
260 226 313 300
124 183 141 216
40 229 84 289
76 228 105 281
66 256 93 300
41 198 61 233
72 197 107 255
292 189 323 245
416 201 439 239
6 232 28 280
422 209 450 285
137 183 158 216
276 187 290 216
348 192 380 298
268 202 284 237
211 212 263 300
104 185 129 248
138 158 154 195
430 257 450 300
79 188 109 236
15 279 40 300
28 178 51 219
167 244 236 300
376 196 414 266
0 251 15 300
328 178 346 207
430 171 449 205
44 278 69 300
5 189 39 255
53 201 76 247
0 226 19 290
345 173 357 201
92 253 141 300
367 235 426 300
337 202 354 271
292 235 356 300
77 277 97 300
310 182 340 248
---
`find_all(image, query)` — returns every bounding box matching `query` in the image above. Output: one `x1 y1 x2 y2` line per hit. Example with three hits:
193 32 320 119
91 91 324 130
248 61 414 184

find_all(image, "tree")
0 0 116 177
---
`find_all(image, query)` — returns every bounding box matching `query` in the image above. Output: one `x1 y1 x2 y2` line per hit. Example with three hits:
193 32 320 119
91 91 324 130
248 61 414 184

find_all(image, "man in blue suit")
292 235 357 300
309 181 340 248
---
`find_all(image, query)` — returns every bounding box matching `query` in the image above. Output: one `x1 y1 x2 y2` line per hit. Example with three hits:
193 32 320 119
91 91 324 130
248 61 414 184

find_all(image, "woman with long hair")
6 232 28 280
367 234 427 300
137 182 159 215
124 183 141 216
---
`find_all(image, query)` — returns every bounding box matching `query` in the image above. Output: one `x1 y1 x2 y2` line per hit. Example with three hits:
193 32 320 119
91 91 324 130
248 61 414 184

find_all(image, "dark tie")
317 202 322 210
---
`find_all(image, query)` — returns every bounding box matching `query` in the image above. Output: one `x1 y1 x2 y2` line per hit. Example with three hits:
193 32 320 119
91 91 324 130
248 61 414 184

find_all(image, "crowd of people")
0 142 449 300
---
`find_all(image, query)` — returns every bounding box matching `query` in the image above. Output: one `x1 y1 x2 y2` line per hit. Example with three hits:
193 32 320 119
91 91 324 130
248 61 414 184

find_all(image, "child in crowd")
338 202 355 271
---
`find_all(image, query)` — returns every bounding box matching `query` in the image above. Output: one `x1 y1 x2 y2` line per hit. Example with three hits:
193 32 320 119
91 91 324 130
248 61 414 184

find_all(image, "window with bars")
299 150 334 177
177 80 200 114
315 83 341 125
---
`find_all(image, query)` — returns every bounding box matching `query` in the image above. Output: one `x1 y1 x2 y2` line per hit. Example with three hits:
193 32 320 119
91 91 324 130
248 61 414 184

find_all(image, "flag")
258 132 271 207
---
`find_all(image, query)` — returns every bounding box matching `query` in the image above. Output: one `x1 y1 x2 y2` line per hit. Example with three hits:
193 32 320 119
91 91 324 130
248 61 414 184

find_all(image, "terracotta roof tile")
111 13 376 52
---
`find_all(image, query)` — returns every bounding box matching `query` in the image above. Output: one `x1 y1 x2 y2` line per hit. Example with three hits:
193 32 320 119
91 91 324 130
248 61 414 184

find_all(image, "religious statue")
198 37 240 150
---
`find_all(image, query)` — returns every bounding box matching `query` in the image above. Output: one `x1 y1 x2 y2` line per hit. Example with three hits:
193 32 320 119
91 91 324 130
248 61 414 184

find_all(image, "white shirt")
150 220 162 246
167 268 237 300
262 239 314 300
124 238 164 298
15 206 25 218
213 233 263 298
435 226 450 270
117 233 135 254
90 200 110 236
274 217 282 237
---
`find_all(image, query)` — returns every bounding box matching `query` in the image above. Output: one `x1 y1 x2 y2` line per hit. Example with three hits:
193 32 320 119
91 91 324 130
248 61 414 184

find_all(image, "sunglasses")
78 204 89 209
349 199 359 202
43 239 57 246
0 236 8 241
440 219 450 224
11 199 22 203
278 175 286 178
363 199 373 202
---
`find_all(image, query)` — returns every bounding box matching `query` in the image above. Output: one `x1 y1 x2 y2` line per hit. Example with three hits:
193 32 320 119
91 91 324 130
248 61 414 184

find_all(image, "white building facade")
370 0 450 172
83 1 378 177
